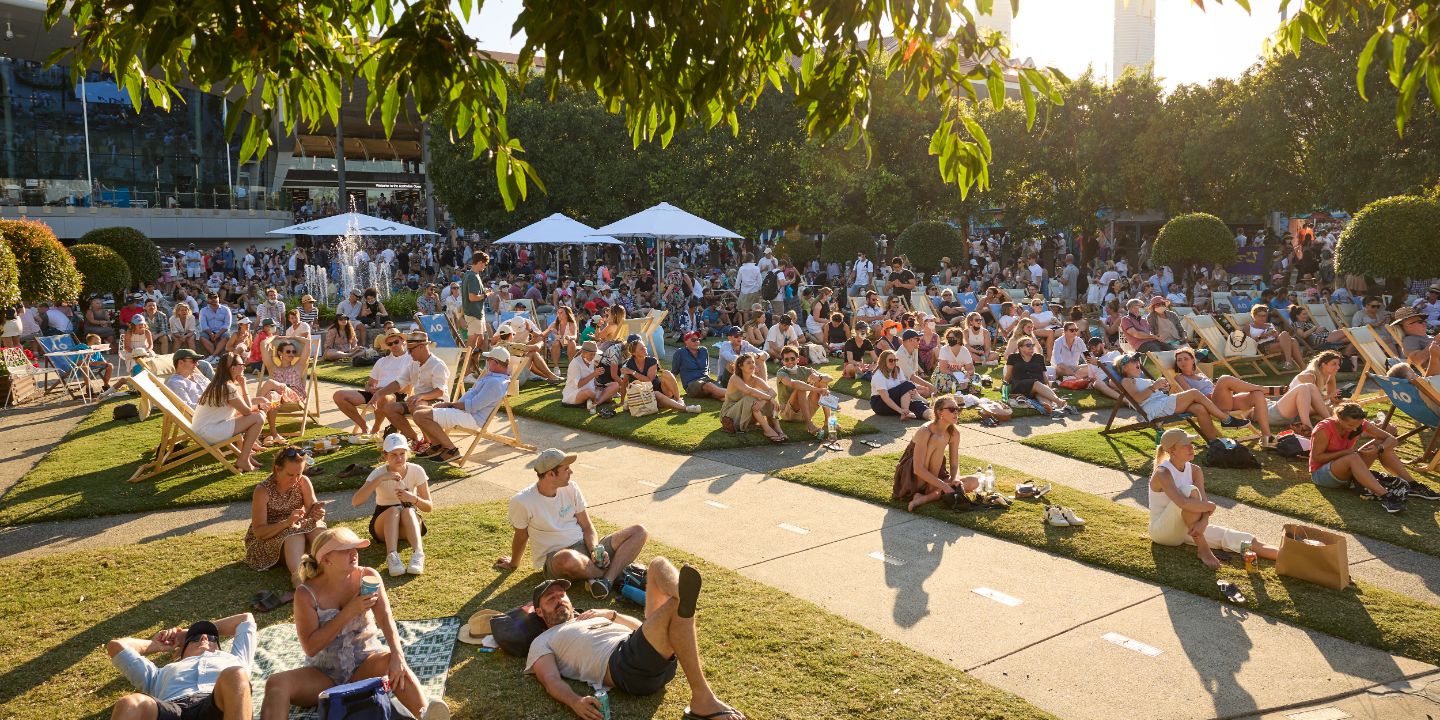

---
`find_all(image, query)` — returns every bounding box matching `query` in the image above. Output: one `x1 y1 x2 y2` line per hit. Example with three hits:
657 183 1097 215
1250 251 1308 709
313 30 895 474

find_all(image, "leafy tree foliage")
68 244 132 300
1334 195 1440 280
895 221 963 273
1 220 81 304
79 227 161 285
1152 213 1238 280
0 237 17 309
820 225 875 263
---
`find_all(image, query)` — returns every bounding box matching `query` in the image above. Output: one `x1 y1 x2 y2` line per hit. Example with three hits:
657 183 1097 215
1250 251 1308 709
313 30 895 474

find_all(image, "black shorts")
369 503 428 541
1012 379 1040 398
607 629 678 696
156 693 221 720
358 391 407 405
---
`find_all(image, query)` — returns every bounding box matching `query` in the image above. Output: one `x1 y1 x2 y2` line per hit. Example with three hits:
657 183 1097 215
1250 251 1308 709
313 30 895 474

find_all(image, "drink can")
592 544 610 569
596 689 611 720
360 577 381 596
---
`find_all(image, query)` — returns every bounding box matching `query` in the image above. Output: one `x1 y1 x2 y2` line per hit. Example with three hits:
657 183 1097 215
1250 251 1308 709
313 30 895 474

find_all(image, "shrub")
1 219 82 304
68 243 132 299
0 238 17 309
80 226 160 284
774 231 817 267
1151 213 1237 270
895 220 963 273
1334 195 1440 281
820 224 874 263
384 289 420 320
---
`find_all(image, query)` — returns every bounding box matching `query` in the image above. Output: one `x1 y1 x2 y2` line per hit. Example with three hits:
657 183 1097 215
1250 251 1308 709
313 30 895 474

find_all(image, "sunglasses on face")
1021 342 1035 348
387 340 403 347
937 404 959 413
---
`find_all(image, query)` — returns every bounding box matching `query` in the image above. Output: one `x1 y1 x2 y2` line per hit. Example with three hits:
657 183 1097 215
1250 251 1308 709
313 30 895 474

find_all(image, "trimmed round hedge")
774 232 817 267
2 219 82 304
820 224 874 263
1151 212 1237 269
80 226 160 284
69 243 132 300
1335 195 1440 281
0 238 17 308
895 220 962 273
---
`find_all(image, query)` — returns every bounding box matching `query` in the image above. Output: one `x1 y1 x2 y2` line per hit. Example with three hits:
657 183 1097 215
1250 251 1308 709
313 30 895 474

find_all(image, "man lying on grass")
107 613 255 720
526 560 747 720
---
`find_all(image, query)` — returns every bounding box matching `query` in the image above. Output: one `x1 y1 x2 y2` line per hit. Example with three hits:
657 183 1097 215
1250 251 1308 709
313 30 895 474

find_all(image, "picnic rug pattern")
245 616 461 719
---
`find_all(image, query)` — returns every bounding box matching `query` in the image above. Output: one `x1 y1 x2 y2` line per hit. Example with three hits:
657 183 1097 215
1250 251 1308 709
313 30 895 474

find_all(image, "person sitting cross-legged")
775 345 835 436
412 346 511 464
494 448 649 600
525 561 748 720
106 613 256 720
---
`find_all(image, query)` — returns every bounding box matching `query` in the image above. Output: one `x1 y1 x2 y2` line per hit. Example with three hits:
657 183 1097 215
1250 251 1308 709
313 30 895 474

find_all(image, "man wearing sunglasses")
333 329 415 435
776 345 834 435
107 613 256 720
1391 307 1440 376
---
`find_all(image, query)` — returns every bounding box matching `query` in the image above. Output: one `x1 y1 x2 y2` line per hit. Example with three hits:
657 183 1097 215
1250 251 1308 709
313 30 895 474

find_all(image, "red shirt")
1309 418 1366 472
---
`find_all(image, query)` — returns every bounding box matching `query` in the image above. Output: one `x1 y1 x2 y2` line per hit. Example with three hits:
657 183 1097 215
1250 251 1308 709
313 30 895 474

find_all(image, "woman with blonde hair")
245 446 326 608
962 312 996 364
1290 349 1344 409
193 352 265 471
1172 346 1328 446
259 527 448 720
1149 428 1278 569
720 353 784 441
1004 317 1038 357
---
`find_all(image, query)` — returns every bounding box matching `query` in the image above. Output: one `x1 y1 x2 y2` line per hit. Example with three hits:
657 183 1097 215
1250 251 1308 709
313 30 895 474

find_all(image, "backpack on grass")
1202 437 1261 469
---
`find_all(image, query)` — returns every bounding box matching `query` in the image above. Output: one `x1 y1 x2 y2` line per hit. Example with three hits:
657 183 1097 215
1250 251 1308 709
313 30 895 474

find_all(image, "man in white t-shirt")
381 331 452 451
763 313 802 357
332 329 414 434
494 449 649 599
757 247 778 273
850 251 874 299
895 330 935 397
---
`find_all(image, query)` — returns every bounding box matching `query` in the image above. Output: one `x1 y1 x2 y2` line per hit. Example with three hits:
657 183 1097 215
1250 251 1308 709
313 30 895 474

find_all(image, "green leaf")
1356 31 1382 100
1019 77 1036 129
1390 32 1408 88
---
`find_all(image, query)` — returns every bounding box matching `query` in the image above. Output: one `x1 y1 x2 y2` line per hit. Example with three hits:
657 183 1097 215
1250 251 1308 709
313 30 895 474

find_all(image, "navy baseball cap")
725 325 742 336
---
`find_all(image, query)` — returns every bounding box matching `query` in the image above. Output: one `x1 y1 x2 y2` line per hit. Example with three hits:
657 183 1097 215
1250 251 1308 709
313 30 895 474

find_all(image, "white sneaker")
1060 507 1086 526
387 551 405 576
684 404 701 413
407 550 425 575
421 698 450 720
1044 505 1070 527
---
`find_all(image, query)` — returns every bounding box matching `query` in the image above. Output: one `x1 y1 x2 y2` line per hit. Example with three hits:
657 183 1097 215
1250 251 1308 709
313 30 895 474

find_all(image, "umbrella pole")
656 237 664 309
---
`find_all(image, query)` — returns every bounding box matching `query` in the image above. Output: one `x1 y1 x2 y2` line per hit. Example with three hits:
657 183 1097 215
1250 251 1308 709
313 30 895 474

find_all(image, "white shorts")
465 316 487 338
431 406 480 431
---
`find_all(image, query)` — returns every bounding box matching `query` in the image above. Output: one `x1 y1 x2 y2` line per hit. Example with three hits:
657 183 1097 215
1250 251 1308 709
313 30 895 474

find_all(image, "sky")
463 0 1289 89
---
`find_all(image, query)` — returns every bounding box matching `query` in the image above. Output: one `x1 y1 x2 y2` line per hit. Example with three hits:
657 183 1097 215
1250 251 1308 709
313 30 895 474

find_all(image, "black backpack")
761 270 779 300
1202 437 1262 469
1273 434 1308 459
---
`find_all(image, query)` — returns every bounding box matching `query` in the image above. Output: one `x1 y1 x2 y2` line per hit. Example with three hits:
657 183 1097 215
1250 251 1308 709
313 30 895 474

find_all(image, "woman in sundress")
244 447 326 607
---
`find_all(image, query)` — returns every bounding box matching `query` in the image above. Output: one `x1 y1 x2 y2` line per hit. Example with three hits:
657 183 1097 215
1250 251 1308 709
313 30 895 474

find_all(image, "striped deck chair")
1098 359 1202 438
1224 313 1282 374
1304 303 1340 333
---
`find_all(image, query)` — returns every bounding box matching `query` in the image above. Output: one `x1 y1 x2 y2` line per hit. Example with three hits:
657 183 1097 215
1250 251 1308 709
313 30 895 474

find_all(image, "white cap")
382 433 411 454
483 345 511 364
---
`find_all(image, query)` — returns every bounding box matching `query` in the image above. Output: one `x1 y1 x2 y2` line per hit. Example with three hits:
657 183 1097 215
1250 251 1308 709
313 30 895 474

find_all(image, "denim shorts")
1310 462 1348 489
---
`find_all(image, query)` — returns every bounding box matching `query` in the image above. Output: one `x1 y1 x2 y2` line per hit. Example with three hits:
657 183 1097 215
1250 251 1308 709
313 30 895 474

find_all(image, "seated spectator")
871 349 932 421
106 613 256 720
1120 298 1168 353
260 527 449 720
891 395 978 511
358 287 390 328
806 286 838 341
1391 307 1440 375
716 325 768 385
775 345 834 436
142 299 172 355
841 321 877 379
381 331 451 452
84 296 116 341
1352 296 1388 329
1024 297 1058 345
961 312 997 365
931 327 977 395
1145 296 1186 347
1288 305 1348 351
1248 305 1303 370
1114 353 1247 439
494 448 649 599
741 306 768 348
255 335 313 445
670 332 724 401
370 321 400 352
525 562 746 720
193 353 265 472
720 353 783 440
1290 349 1344 409
1049 322 1093 383
1148 429 1278 569
333 330 414 435
855 291 886 324
170 302 198 352
822 312 850 354
322 315 363 361
244 447 327 607
76 333 116 394
1005 338 1074 416
543 305 579 367
1171 346 1321 446
763 313 802 358
352 434 434 576
895 329 936 398
621 337 699 413
934 288 966 326
245 319 279 373
284 307 311 339
165 348 211 408
566 340 623 408
1308 402 1435 514
197 293 232 358
1004 317 1038 357
413 346 512 463
494 322 564 385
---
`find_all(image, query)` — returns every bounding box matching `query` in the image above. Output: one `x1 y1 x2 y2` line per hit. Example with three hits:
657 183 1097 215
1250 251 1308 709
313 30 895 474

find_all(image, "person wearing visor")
106 612 257 720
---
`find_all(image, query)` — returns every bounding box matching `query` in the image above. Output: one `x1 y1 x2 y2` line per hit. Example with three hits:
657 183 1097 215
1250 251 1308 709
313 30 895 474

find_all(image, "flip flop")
1217 580 1246 604
338 463 367 478
677 565 702 619
858 439 884 448
682 708 747 720
251 590 291 613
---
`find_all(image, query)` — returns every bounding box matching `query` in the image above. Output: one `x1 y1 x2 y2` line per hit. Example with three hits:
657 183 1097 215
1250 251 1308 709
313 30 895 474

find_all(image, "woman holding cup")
260 527 449 720
245 447 327 610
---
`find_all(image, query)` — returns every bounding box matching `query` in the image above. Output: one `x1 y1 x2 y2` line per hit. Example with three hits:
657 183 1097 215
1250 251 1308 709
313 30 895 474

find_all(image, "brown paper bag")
1275 523 1349 590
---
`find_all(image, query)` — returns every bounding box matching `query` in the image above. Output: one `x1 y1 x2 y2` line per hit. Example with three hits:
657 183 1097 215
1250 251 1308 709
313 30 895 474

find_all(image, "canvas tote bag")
1275 523 1349 590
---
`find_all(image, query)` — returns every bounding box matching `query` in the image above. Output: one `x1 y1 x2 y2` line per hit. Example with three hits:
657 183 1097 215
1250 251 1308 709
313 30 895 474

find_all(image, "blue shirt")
198 304 232 335
670 346 712 386
461 369 510 422
112 618 256 702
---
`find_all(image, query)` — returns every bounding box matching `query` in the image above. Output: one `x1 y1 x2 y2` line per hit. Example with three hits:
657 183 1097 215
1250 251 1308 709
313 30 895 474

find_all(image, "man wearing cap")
495 448 649 600
716 325 767 386
564 340 621 409
494 321 564 385
462 252 492 350
334 330 415 435
197 293 232 357
525 561 745 720
165 349 211 407
382 331 452 451
670 332 725 400
763 313 802 358
413 345 512 463
106 612 256 720
895 329 936 398
1391 307 1440 375
1120 298 1168 353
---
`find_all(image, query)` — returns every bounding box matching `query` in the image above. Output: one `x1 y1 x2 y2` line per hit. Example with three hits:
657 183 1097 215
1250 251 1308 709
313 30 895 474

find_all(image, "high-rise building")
1112 0 1156 80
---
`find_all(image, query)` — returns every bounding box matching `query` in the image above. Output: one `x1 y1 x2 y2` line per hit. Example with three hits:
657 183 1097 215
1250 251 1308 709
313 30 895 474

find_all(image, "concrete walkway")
2 382 1438 719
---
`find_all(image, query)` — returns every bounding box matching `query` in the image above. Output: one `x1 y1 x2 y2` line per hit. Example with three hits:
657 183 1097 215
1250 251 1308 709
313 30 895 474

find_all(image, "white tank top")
1148 459 1196 521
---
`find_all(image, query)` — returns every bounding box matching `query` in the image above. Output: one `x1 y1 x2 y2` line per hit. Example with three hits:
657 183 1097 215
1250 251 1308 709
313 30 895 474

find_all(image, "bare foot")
238 459 258 472
1198 548 1221 569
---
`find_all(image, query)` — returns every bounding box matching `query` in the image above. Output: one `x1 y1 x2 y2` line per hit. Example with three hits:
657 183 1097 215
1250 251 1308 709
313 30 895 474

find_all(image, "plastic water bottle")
984 464 995 493
826 413 839 442
619 578 646 606
1000 383 1009 402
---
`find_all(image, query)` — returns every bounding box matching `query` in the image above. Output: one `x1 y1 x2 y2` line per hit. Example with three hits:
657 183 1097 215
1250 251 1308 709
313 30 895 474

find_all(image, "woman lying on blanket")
1113 353 1249 443
1170 346 1329 449
260 527 450 720
1149 428 1279 569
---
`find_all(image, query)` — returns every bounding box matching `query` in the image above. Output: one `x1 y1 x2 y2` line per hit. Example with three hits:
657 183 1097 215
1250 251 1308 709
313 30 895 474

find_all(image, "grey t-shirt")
1402 333 1431 357
524 617 630 687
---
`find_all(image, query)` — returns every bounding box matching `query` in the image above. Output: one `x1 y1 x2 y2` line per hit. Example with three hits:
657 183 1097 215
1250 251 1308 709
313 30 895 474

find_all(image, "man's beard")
541 604 575 627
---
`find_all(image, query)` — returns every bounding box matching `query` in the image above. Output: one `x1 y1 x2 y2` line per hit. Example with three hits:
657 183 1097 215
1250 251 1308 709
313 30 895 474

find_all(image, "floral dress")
243 476 323 570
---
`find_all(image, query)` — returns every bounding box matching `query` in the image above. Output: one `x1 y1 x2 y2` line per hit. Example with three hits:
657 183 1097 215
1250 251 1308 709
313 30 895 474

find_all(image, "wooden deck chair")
1098 359 1202 438
135 353 178 420
1171 306 1195 318
1329 302 1359 328
1224 313 1282 374
1368 372 1440 471
1340 326 1400 400
1185 315 1269 379
1305 302 1340 333
122 370 246 483
620 317 650 345
643 310 668 355
262 341 322 436
1211 292 1234 313
453 355 536 464
432 345 473 401
1 346 46 406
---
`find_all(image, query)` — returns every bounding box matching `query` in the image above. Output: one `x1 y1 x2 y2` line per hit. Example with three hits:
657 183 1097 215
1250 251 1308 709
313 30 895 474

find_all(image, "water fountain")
303 264 331 306
310 207 393 302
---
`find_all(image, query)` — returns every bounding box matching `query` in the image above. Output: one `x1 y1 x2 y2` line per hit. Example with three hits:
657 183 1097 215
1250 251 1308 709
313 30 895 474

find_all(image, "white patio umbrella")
591 202 742 305
492 213 622 277
267 211 438 236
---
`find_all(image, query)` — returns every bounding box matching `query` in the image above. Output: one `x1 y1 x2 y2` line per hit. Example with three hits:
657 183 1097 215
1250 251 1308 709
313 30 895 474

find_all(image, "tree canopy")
68 244 132 300
1 220 81 304
1334 195 1440 280
1151 213 1238 270
79 227 161 285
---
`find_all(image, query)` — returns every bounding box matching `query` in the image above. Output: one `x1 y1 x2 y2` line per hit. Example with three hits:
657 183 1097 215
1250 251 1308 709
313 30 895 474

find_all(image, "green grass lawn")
0 400 466 526
774 453 1440 668
0 501 1056 720
1019 426 1440 559
316 362 373 387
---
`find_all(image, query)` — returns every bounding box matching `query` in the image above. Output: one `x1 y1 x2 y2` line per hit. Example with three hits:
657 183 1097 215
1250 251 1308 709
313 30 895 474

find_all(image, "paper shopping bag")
1275 523 1349 590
